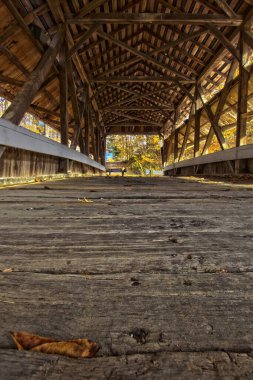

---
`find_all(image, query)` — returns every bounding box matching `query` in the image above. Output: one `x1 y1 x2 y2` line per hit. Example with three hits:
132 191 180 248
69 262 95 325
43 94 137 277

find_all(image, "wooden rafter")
2 26 64 125
67 13 243 26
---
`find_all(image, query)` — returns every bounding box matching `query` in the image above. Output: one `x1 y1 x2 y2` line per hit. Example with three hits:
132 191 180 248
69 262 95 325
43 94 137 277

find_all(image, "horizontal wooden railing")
0 118 105 172
163 144 253 174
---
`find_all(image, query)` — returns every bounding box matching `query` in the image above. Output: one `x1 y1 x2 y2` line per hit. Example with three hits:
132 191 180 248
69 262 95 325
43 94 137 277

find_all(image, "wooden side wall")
164 158 253 176
163 68 253 168
0 147 97 178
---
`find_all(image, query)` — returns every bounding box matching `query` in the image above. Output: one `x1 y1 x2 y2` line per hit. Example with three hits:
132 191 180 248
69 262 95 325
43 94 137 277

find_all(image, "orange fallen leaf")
10 331 100 358
3 268 13 273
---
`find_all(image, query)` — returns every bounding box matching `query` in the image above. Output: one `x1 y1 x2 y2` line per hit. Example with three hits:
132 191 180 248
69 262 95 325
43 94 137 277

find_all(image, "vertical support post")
162 138 169 166
236 28 250 148
194 110 200 157
0 145 6 159
84 105 90 156
96 128 101 163
59 41 69 173
172 107 179 172
101 135 106 166
236 27 250 174
194 84 200 157
161 145 164 167
59 43 68 146
68 59 85 151
95 111 101 162
89 108 97 160
174 129 179 163
91 124 97 161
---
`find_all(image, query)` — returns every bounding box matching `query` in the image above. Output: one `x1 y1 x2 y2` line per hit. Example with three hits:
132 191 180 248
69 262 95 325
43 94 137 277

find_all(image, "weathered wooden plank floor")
0 176 253 379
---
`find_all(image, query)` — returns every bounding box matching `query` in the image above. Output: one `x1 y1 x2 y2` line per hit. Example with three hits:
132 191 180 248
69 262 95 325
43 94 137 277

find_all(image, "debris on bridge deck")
0 176 253 379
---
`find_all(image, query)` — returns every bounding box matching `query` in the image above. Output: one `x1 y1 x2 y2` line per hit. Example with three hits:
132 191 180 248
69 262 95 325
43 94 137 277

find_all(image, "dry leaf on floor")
10 331 100 358
2 268 13 273
78 197 94 203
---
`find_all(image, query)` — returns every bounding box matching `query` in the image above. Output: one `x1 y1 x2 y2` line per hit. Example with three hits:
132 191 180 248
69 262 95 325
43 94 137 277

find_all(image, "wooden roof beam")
208 24 241 61
67 13 243 26
46 0 104 128
94 30 194 81
2 0 45 53
67 23 101 59
103 106 174 111
0 46 59 110
105 111 163 127
93 29 205 78
0 3 49 45
104 84 178 110
2 26 64 126
93 76 195 83
76 0 108 17
143 25 213 61
212 0 238 19
194 0 221 14
170 5 253 129
244 31 253 50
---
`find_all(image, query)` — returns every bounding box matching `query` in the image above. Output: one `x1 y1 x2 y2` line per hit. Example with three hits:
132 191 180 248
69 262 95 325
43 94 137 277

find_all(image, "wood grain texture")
0 350 253 380
0 176 253 379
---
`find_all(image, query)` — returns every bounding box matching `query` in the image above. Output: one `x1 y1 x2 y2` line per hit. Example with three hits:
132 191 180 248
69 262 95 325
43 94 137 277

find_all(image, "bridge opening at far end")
106 134 163 176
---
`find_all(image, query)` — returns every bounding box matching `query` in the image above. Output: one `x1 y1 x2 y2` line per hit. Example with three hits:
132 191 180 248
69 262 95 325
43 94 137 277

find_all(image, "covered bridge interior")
0 1 253 379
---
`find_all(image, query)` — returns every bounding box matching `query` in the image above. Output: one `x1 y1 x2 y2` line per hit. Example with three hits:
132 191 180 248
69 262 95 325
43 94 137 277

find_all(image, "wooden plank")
67 13 243 26
0 175 252 380
0 269 252 355
2 27 64 126
1 350 253 379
